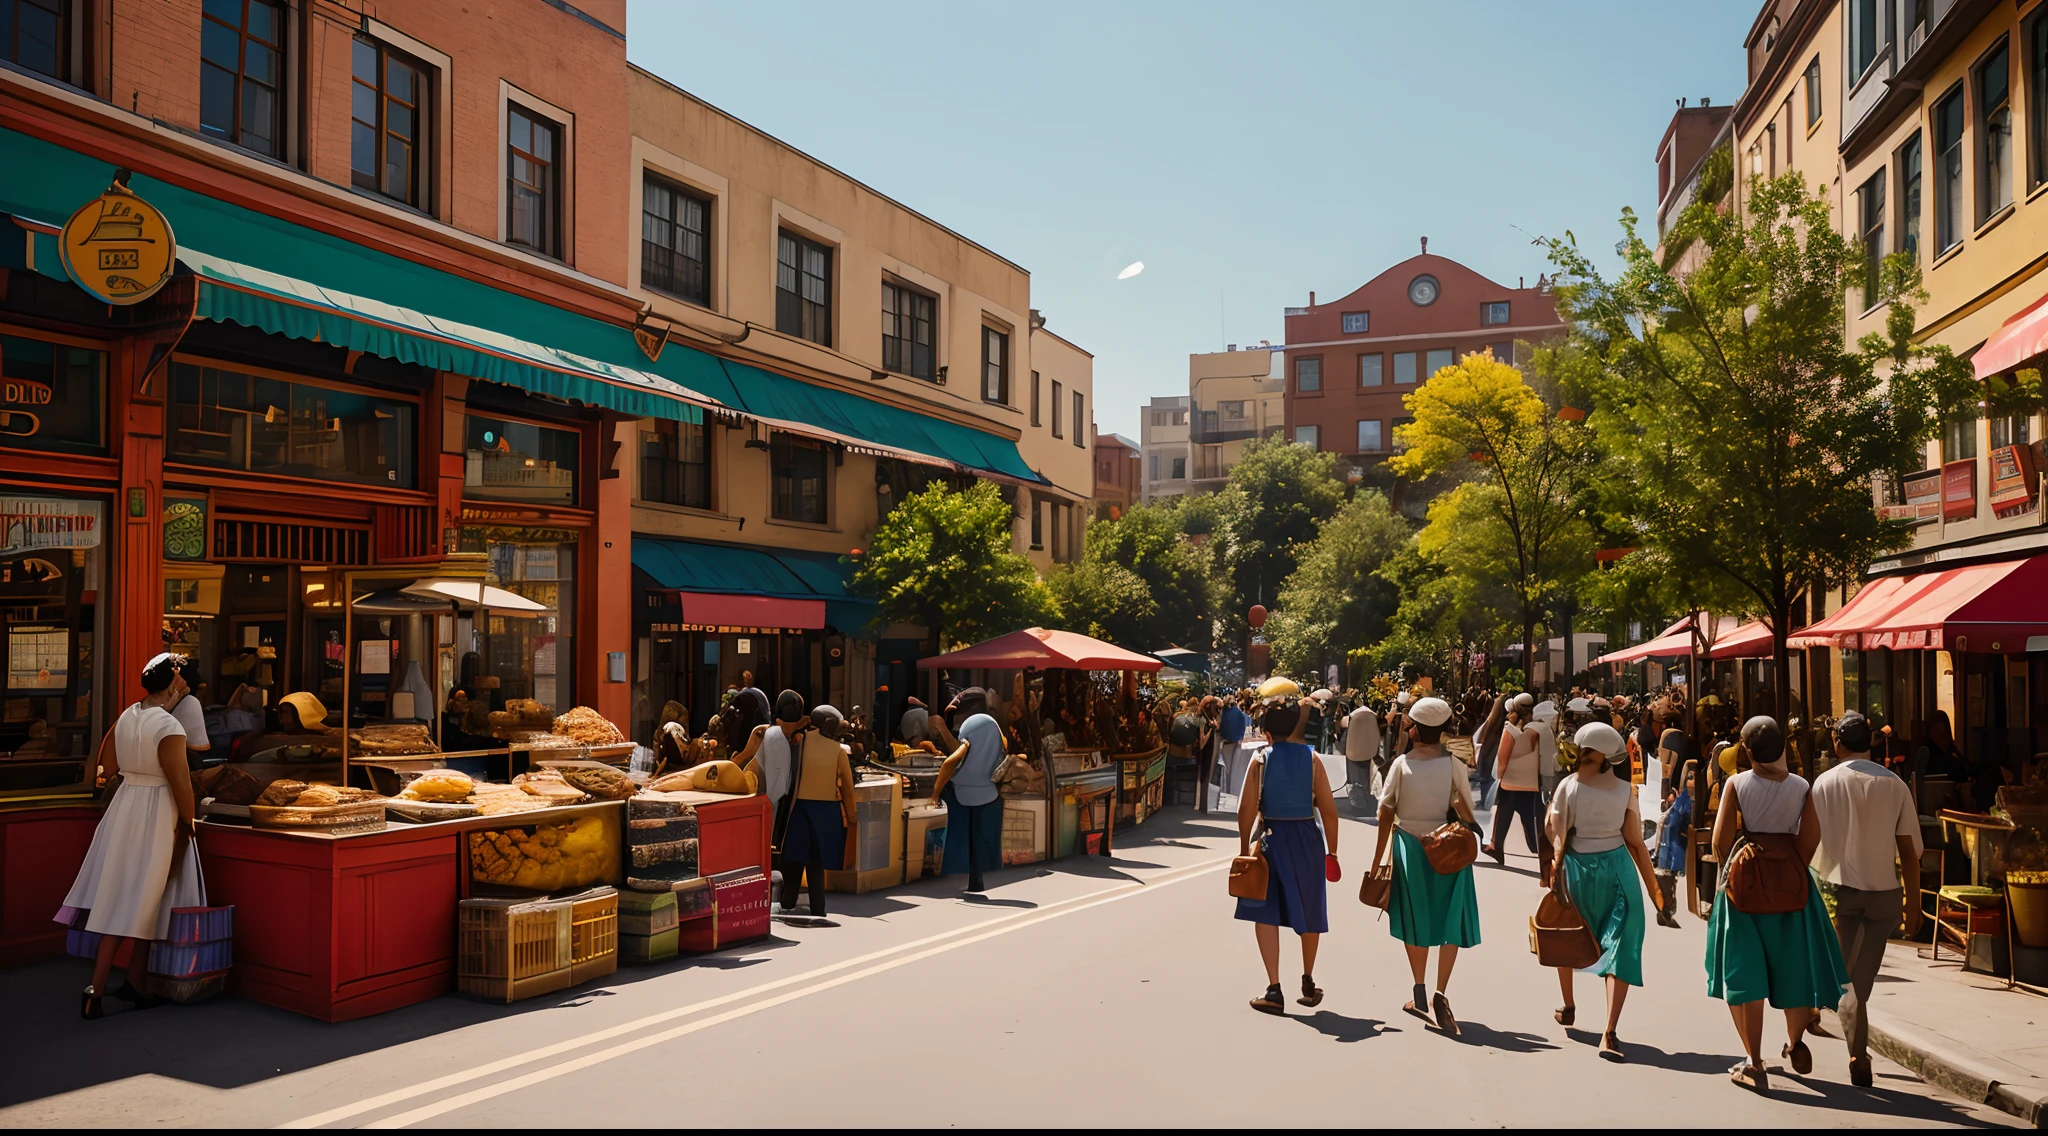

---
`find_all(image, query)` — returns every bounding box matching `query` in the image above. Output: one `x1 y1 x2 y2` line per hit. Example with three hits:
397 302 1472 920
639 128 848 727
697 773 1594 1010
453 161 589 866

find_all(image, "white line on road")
279 856 1228 1130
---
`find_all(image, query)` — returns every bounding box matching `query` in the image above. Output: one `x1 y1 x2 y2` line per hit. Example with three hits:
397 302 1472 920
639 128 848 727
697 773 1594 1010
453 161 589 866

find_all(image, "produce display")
553 706 627 746
466 813 614 890
488 697 555 732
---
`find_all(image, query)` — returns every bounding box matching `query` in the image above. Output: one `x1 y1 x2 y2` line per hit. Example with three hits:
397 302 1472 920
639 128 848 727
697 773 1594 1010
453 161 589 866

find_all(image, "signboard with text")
1942 460 1977 521
0 497 103 555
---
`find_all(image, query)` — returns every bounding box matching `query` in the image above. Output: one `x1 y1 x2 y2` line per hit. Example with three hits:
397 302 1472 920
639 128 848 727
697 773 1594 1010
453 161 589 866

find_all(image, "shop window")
464 415 578 505
507 104 562 257
776 230 832 346
639 419 711 510
1943 413 1980 462
642 174 710 305
0 334 104 455
448 533 576 715
4 0 70 82
770 432 827 524
200 0 285 158
882 282 936 380
168 361 415 487
350 37 430 211
1 495 103 762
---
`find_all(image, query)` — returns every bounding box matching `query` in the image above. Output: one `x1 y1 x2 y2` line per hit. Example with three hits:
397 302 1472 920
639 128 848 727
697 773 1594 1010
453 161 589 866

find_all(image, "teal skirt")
1563 847 1645 987
1704 875 1848 1009
1389 828 1481 948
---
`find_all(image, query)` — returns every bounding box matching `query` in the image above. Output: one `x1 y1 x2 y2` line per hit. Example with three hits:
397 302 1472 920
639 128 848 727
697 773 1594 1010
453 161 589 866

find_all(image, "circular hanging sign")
59 178 176 305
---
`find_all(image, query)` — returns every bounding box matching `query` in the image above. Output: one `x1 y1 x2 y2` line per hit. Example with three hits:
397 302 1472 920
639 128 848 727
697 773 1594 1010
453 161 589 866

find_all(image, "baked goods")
257 779 309 807
552 706 626 746
294 784 341 807
513 770 586 802
350 724 439 756
194 764 264 806
466 815 611 889
506 731 582 750
400 770 475 803
648 760 757 795
559 764 635 800
487 698 554 731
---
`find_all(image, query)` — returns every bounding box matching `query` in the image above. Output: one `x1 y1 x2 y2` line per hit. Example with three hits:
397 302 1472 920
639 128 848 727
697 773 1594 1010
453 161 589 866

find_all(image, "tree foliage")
1389 350 1593 674
1542 172 1945 713
1266 490 1410 675
848 480 1054 649
1053 500 1219 651
1217 436 1346 630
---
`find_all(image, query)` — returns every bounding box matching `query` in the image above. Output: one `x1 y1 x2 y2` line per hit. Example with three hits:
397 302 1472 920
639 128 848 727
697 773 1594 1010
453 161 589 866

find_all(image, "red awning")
1974 291 2048 380
1789 556 2048 652
674 591 825 630
1708 620 1778 660
918 627 1163 671
1594 614 1739 665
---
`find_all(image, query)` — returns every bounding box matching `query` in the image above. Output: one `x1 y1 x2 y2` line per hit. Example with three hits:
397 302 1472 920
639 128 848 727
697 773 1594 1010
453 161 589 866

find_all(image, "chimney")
1226 344 1237 351
1699 97 1711 107
1421 236 1429 255
1308 291 1316 306
1519 276 1525 288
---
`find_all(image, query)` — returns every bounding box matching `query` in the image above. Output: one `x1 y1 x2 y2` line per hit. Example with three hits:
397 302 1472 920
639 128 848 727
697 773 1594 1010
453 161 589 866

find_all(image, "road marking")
279 856 1227 1130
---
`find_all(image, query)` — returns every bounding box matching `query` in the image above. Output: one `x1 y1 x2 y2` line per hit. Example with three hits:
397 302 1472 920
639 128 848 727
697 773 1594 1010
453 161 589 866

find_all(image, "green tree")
848 481 1054 649
1054 500 1219 651
1046 560 1157 646
1267 490 1410 676
1543 172 1956 718
1217 436 1346 630
1390 351 1593 680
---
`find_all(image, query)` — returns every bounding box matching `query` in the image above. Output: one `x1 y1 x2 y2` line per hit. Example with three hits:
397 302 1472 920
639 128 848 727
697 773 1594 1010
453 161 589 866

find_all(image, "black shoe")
80 986 104 1021
1297 975 1323 1007
1250 984 1285 1015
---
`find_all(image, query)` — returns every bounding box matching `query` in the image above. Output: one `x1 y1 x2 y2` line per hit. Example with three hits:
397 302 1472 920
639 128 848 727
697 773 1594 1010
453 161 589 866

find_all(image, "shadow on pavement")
1767 1070 2008 1127
1562 1029 1736 1075
1290 1010 1395 1044
1447 1020 1560 1054
961 895 1036 909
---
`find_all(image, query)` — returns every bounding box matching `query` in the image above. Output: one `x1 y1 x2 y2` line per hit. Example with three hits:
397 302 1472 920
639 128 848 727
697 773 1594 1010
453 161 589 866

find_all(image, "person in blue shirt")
1236 699 1338 1014
1214 695 1251 809
931 710 1007 894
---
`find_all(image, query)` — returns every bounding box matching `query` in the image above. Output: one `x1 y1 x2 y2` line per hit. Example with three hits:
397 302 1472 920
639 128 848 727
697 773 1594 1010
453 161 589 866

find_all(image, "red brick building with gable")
1281 246 1564 509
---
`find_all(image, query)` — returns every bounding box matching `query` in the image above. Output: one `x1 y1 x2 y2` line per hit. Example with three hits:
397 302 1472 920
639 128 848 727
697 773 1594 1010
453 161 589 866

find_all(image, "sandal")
1432 991 1461 1036
1250 984 1285 1015
1554 1005 1576 1027
1729 1061 1768 1092
1848 1056 1873 1088
1403 983 1432 1022
1782 1039 1812 1075
1599 1031 1626 1062
80 986 104 1021
1297 975 1324 1008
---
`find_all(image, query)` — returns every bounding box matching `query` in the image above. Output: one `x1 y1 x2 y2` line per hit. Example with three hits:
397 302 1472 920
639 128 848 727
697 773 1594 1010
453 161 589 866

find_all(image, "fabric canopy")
402 578 548 612
918 627 1163 671
1594 615 1739 666
1791 556 2048 652
675 591 824 631
1151 647 1209 673
633 538 874 632
1974 290 2048 380
1707 620 1778 660
1 125 1040 479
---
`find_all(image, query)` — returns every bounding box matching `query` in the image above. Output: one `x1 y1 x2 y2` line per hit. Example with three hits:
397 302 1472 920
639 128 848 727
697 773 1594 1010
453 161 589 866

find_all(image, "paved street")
0 799 2019 1129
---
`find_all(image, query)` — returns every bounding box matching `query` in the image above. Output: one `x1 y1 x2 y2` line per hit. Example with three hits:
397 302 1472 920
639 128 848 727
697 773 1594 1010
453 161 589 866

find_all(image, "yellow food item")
466 815 611 889
401 770 476 803
648 760 757 795
552 706 626 746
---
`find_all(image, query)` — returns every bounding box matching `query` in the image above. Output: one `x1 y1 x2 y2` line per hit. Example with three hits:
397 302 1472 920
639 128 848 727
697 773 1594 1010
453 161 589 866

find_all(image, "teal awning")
2 126 1040 479
633 537 875 631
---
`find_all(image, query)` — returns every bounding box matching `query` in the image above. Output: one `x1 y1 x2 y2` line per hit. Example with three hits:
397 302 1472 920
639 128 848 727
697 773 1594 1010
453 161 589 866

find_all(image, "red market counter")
195 792 772 1022
0 804 100 967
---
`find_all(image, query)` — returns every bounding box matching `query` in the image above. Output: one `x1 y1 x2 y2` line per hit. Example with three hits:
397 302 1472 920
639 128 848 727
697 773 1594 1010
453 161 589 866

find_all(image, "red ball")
1248 604 1267 629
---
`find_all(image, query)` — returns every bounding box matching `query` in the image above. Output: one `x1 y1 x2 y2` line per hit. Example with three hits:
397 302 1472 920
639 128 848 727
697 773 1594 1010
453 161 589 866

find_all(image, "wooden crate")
567 887 618 985
457 896 573 1002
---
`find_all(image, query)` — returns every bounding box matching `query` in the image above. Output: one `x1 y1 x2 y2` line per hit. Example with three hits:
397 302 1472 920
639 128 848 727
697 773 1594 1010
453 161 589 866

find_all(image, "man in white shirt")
1810 711 1924 1087
1344 700 1380 811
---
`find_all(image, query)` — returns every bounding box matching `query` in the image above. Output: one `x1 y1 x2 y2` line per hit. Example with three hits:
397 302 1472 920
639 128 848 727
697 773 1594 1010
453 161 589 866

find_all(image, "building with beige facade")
1188 347 1286 491
1140 394 1191 503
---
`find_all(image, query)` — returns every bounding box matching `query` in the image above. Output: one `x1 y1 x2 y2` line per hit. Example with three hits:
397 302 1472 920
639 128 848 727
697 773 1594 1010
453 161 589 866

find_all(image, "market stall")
916 627 1163 864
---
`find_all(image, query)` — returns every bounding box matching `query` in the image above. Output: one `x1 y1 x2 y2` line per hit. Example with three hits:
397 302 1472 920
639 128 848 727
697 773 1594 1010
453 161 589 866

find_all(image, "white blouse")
1383 750 1475 837
1548 773 1636 854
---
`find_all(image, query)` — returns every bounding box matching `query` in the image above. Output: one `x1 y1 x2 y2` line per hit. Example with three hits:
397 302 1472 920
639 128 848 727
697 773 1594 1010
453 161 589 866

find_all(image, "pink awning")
1594 614 1739 665
1974 291 2048 380
1707 620 1778 660
1789 557 2048 652
675 591 825 630
918 627 1163 671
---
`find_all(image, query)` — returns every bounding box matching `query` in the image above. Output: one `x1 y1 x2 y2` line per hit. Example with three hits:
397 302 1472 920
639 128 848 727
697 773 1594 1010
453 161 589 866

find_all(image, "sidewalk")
1820 942 2048 1126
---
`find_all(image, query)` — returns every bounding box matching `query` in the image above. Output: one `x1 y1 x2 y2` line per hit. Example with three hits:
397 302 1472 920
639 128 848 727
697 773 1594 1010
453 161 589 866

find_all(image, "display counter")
1112 747 1168 827
0 805 100 966
826 775 903 894
1053 763 1119 857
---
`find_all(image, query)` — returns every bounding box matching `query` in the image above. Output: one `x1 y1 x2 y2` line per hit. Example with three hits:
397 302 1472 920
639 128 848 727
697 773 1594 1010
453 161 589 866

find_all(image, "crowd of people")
1226 676 1928 1093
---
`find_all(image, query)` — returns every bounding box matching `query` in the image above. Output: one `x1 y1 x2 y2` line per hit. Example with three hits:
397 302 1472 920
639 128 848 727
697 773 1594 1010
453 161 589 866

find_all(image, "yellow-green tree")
1390 351 1593 681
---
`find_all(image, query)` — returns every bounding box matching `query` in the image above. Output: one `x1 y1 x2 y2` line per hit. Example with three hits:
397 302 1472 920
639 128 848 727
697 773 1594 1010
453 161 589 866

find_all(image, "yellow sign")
59 178 176 305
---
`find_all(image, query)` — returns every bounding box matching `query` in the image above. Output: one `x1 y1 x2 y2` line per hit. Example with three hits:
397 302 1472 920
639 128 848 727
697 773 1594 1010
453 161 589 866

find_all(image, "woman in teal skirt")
1369 696 1479 1035
1707 716 1847 1092
1545 722 1665 1062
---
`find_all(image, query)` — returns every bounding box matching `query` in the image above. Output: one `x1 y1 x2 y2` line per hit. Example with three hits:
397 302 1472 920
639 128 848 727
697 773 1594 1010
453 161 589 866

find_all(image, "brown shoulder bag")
1421 776 1478 875
1723 780 1809 915
1229 843 1270 900
1529 783 1601 968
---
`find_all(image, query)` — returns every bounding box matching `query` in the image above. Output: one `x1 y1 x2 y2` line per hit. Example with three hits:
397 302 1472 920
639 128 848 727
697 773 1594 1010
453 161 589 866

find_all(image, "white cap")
1574 721 1626 756
1395 691 1413 706
1512 692 1535 710
1409 696 1452 727
1566 697 1592 713
1531 700 1559 721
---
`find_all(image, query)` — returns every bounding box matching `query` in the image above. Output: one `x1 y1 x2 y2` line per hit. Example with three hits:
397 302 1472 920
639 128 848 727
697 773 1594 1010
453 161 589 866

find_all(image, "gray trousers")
1832 885 1903 1060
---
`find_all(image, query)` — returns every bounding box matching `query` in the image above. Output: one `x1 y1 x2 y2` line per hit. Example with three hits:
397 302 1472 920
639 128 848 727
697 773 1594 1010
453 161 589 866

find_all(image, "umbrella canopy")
1151 646 1209 673
918 627 1163 671
351 588 458 615
402 577 548 612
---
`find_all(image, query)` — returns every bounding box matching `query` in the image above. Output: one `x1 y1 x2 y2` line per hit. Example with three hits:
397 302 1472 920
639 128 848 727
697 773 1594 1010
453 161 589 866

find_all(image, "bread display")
648 760 756 795
348 724 439 756
552 706 626 746
466 814 612 889
512 770 586 802
257 779 309 807
399 770 476 803
558 764 636 800
250 781 379 808
194 764 264 806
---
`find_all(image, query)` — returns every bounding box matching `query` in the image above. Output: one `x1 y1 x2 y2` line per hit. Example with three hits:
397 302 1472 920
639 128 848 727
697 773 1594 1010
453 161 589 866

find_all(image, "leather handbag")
1358 861 1392 909
1422 781 1478 874
1528 786 1601 968
1228 846 1270 900
1724 780 1809 915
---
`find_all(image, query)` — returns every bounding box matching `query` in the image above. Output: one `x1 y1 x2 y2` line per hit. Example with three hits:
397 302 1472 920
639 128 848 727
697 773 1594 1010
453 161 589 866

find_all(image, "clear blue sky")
627 0 1757 438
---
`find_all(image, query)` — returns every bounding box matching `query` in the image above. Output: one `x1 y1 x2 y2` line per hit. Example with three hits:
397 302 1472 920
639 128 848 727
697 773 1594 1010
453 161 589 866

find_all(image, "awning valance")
1789 557 2048 652
1594 615 1738 666
1974 291 2048 380
1707 620 1777 660
633 538 873 632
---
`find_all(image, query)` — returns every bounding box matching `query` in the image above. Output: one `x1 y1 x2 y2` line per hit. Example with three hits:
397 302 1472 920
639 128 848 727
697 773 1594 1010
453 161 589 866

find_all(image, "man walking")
1810 711 1924 1087
1343 696 1380 812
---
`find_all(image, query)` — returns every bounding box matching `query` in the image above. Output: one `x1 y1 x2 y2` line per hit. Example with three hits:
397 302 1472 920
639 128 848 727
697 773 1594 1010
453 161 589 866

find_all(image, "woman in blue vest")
1236 699 1338 1014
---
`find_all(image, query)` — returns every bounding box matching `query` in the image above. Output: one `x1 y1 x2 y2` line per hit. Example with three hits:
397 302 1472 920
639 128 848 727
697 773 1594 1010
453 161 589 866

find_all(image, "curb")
1863 1018 2048 1128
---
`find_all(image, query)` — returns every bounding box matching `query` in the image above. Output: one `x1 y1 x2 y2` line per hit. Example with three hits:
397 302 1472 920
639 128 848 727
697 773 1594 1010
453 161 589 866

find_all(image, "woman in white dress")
62 653 203 1018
